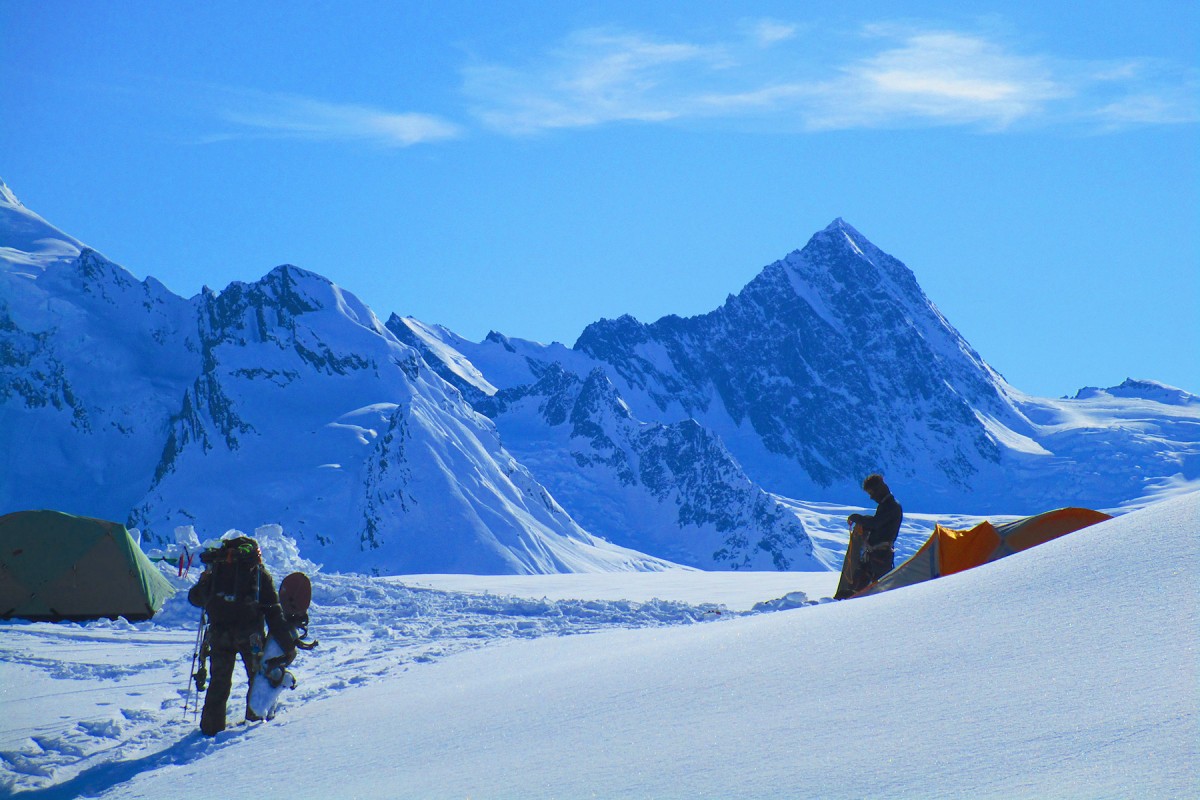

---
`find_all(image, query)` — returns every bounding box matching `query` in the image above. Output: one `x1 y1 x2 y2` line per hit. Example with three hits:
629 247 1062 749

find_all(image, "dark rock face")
478 364 819 570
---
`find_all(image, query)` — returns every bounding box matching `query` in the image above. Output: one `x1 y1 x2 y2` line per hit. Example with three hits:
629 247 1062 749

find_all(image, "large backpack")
199 537 263 626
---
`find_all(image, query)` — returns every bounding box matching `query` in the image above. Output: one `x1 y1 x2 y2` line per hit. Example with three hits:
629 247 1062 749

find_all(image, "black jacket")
188 563 289 646
857 494 903 548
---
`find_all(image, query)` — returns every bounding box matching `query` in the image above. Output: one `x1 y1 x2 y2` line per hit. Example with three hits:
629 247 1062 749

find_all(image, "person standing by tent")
187 535 294 736
846 473 903 585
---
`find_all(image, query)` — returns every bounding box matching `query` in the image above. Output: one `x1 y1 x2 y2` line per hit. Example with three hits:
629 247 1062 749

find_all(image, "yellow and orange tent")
855 507 1112 598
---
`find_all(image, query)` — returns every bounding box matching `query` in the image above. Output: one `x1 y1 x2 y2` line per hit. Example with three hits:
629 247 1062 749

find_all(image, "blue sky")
2 1 1197 397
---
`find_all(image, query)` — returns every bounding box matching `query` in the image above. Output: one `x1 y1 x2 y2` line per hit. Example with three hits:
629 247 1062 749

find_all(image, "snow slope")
1 492 1194 798
0 178 83 278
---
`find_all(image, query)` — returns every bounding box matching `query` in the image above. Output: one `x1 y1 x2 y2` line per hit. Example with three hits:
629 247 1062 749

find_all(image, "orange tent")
855 507 1112 598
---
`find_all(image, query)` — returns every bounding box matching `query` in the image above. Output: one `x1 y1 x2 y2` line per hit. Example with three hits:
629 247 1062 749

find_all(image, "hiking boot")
199 712 226 736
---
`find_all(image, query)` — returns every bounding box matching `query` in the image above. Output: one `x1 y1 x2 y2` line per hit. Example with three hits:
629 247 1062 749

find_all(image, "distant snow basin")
399 571 840 611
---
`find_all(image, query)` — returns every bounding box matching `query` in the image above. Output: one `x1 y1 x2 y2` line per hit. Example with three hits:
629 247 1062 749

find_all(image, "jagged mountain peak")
788 218 909 283
803 217 875 259
485 330 518 352
251 263 334 303
208 264 335 304
573 313 650 357
555 218 1020 506
478 362 634 428
29 248 185 319
575 367 635 423
265 262 324 283
759 220 983 372
819 216 864 239
257 264 336 315
201 262 387 343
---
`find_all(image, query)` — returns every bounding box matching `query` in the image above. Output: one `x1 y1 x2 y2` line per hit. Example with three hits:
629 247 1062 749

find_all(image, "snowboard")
834 523 871 600
247 571 315 720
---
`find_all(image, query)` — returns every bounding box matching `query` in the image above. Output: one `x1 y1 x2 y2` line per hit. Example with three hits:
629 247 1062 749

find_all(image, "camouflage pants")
200 624 264 735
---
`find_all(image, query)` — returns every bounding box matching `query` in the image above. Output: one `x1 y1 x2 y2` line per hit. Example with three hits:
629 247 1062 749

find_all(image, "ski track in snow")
0 574 734 796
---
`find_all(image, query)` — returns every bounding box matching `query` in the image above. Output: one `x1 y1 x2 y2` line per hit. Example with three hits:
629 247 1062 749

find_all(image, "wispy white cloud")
211 90 463 147
464 29 727 134
191 25 1195 146
804 30 1069 130
463 22 1198 135
743 19 801 48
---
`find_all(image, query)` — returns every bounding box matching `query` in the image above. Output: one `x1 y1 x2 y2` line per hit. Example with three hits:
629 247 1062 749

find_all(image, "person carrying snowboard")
846 473 903 586
188 535 295 736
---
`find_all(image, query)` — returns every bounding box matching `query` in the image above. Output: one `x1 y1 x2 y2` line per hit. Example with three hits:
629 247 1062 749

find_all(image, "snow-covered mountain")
0 183 671 574
1 214 197 524
391 316 823 570
401 221 1199 514
3 178 1196 575
570 219 1014 506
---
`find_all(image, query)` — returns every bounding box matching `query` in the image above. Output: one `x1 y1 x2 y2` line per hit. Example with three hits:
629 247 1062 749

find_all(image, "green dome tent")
0 510 175 622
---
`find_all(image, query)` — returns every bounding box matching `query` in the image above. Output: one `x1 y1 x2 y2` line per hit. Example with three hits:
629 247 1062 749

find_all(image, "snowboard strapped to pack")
248 571 317 720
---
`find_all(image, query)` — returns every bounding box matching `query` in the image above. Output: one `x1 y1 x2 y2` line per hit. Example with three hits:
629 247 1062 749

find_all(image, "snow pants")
200 624 264 736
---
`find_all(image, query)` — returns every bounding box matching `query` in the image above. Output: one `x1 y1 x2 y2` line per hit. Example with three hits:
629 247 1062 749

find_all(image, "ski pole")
184 612 201 718
194 622 210 721
185 610 208 718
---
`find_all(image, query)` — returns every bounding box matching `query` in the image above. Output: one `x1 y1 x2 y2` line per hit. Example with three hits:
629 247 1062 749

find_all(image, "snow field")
1 566 740 796
254 494 1195 800
1 492 1196 799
